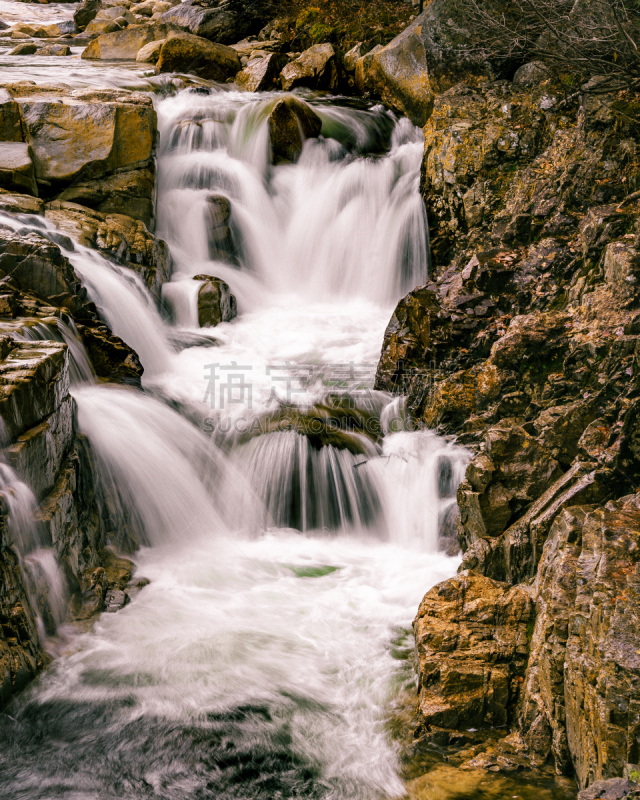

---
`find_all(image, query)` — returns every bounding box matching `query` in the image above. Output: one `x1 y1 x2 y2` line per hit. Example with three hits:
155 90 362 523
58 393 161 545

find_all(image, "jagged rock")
579 779 640 800
0 340 69 441
0 142 37 196
236 52 286 92
374 285 440 393
75 323 143 385
267 97 322 165
156 31 241 81
413 571 532 734
55 166 156 228
604 241 640 302
135 38 164 62
81 22 170 59
193 274 236 327
280 43 338 91
8 85 156 189
0 228 83 312
44 201 171 298
74 0 101 29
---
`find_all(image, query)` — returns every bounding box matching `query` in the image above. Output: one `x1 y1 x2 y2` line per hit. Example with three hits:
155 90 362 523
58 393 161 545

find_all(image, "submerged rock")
44 201 171 299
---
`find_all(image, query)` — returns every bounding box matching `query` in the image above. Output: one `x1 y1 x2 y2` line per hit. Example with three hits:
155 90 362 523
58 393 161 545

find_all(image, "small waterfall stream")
0 71 470 798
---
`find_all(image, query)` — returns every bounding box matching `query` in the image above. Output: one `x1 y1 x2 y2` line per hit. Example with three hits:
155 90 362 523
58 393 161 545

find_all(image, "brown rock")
156 30 241 81
236 52 286 93
414 571 532 733
267 97 322 165
193 273 236 327
280 43 338 91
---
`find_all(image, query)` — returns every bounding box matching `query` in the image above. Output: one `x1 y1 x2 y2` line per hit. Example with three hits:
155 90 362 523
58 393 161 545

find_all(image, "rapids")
0 23 471 799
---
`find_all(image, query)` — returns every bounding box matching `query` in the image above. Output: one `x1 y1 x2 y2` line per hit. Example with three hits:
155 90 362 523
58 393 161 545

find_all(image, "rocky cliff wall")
373 6 640 793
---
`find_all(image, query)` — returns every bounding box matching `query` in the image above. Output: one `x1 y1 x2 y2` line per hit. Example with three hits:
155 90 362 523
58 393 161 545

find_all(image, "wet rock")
193 274 236 328
41 21 76 37
267 96 322 165
0 142 37 196
83 18 122 37
156 31 241 81
0 189 43 215
413 571 532 734
0 228 83 313
8 44 39 56
81 22 170 59
44 201 171 298
236 52 286 93
204 194 235 261
135 37 164 62
75 323 143 385
35 45 72 56
280 43 338 92
55 166 156 228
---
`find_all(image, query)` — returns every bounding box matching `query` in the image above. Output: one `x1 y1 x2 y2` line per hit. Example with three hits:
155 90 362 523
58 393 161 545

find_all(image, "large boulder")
280 43 338 91
161 0 273 45
267 97 322 165
193 274 236 327
81 22 171 59
135 38 165 63
155 31 241 81
5 85 156 190
369 20 433 127
0 142 37 196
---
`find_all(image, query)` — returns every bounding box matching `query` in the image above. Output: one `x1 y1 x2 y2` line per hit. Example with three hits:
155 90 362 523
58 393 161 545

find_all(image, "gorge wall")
371 1 640 793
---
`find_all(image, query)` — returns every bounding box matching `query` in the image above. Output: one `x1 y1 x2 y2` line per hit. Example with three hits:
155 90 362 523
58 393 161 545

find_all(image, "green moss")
295 6 320 29
308 22 335 42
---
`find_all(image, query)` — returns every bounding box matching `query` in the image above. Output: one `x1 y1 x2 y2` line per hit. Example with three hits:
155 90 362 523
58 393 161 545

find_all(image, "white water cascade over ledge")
0 81 470 800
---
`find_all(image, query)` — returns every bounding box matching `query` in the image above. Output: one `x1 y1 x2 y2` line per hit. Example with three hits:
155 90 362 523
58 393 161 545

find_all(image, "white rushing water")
0 69 469 799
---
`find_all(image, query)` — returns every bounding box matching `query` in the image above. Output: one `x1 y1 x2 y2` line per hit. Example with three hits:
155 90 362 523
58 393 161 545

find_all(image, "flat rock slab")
0 84 156 186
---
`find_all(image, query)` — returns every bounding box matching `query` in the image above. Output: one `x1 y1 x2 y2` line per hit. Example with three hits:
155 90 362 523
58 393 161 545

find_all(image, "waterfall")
0 81 468 800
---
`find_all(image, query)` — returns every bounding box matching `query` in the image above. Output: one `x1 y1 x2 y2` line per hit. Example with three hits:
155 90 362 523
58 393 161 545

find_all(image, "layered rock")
373 15 640 792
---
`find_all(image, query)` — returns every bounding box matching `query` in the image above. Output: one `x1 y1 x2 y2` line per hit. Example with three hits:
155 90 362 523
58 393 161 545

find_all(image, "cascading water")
0 79 470 800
